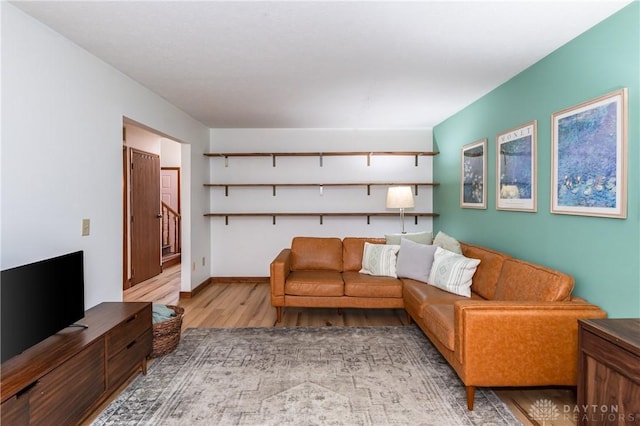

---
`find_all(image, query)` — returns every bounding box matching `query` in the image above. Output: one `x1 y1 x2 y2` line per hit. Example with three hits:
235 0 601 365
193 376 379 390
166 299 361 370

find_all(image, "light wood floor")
107 264 578 426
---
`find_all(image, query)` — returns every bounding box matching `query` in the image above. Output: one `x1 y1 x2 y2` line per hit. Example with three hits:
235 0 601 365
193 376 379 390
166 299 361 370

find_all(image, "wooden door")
130 149 161 285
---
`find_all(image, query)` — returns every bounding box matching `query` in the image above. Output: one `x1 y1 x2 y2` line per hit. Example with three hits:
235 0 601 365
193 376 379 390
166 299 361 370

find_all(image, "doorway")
161 167 181 267
122 121 183 291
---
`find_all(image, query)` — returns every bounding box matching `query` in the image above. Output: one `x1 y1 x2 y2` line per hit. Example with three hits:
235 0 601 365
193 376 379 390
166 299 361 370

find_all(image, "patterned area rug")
92 326 521 425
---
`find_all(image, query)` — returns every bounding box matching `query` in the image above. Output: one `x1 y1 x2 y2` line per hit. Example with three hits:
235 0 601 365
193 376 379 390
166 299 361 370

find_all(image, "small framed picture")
551 88 628 218
496 120 537 212
461 139 487 209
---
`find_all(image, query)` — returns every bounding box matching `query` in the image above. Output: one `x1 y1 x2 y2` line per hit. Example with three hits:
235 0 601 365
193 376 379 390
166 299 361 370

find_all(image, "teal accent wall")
433 3 639 318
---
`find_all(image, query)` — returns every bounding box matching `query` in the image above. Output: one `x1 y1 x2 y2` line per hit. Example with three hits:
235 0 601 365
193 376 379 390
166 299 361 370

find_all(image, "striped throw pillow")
428 247 480 297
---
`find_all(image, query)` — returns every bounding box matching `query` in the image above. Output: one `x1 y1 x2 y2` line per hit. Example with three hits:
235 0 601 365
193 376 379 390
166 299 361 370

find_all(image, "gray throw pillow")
396 238 438 282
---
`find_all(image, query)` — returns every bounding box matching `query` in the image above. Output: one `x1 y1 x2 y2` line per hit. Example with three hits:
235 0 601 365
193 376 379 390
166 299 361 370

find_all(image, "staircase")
161 201 181 268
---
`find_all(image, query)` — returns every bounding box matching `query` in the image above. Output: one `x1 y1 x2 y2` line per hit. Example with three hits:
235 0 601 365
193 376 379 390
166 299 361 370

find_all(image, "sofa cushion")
385 231 433 245
359 242 400 277
461 243 510 300
291 237 343 272
396 238 437 282
494 259 574 302
428 247 480 297
433 231 462 254
285 271 344 296
342 238 386 272
342 272 403 298
402 279 478 318
422 304 455 350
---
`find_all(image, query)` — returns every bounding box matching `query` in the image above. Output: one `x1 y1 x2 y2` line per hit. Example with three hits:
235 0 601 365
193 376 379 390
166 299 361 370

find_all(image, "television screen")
1 251 85 363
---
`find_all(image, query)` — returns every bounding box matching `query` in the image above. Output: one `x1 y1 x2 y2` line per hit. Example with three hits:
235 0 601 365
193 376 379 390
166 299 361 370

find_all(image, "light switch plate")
82 218 90 236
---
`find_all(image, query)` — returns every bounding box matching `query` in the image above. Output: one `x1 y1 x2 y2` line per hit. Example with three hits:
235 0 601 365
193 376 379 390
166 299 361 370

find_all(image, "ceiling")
12 1 632 129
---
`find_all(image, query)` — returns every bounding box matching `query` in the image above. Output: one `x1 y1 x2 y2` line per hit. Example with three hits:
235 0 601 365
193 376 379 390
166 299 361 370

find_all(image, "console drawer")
107 306 152 358
108 330 152 389
30 339 105 425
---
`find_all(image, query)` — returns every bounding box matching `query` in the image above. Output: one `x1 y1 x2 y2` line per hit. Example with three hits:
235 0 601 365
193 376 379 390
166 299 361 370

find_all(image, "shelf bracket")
414 184 418 196
319 153 323 167
225 185 229 197
272 154 277 167
319 215 323 225
223 155 229 168
319 185 323 196
367 215 371 225
414 154 419 167
367 184 371 196
367 152 372 167
414 216 419 225
225 215 229 225
273 215 276 225
272 185 277 196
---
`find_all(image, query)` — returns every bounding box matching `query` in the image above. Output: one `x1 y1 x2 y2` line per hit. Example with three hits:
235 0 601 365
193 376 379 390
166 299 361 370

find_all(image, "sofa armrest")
454 300 607 385
270 249 291 300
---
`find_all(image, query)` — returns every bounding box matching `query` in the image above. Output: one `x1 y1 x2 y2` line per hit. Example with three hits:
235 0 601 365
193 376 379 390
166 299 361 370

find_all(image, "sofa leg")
466 386 475 410
276 307 282 323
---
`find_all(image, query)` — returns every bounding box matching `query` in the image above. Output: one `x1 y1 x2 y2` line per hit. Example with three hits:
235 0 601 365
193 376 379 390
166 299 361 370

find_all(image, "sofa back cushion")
342 237 386 272
290 237 343 271
494 258 574 302
461 242 510 300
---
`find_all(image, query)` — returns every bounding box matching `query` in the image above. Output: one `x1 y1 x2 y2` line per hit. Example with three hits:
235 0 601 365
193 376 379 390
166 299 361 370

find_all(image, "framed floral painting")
461 139 487 209
551 89 627 218
496 120 537 212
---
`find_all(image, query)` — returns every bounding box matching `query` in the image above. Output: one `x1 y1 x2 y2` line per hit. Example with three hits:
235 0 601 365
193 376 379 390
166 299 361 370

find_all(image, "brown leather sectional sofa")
269 236 607 410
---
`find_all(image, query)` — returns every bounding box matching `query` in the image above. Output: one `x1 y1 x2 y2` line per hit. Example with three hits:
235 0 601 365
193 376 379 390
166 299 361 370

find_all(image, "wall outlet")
192 261 196 271
82 218 90 236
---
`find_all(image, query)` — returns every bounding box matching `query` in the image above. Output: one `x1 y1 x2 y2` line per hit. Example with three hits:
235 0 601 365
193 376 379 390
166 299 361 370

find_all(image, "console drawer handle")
126 340 137 350
16 381 38 398
126 314 138 323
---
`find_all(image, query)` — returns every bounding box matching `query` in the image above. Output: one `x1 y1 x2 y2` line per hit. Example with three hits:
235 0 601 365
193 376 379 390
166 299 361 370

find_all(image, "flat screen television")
1 251 85 363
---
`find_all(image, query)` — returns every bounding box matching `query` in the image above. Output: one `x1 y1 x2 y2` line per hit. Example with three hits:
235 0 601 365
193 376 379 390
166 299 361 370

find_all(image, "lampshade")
386 186 414 209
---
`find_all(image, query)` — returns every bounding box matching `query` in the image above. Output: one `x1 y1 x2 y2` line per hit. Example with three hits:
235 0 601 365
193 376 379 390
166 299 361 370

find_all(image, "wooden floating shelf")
204 212 439 225
204 182 439 196
204 151 439 167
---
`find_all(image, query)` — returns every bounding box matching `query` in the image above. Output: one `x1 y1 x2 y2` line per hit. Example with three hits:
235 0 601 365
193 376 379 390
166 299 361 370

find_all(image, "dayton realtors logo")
530 399 639 424
528 399 559 425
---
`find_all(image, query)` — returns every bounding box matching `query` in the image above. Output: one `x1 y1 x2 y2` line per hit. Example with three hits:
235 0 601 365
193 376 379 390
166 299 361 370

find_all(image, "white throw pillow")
359 242 401 278
428 247 480 297
385 231 433 245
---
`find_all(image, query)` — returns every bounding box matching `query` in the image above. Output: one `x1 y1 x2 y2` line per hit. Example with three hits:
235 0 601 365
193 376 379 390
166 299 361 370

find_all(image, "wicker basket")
149 305 184 359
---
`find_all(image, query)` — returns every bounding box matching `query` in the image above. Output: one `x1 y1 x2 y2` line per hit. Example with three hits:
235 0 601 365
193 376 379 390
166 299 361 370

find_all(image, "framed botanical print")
461 139 487 209
551 88 627 218
496 120 537 212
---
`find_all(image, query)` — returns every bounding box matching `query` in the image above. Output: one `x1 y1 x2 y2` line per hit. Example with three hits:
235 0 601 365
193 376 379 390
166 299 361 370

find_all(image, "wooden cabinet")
1 302 152 425
577 318 640 425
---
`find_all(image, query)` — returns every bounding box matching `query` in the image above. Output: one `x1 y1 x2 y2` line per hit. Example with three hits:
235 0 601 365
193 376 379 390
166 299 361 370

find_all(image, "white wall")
1 3 211 306
161 138 182 168
209 128 433 277
125 124 162 155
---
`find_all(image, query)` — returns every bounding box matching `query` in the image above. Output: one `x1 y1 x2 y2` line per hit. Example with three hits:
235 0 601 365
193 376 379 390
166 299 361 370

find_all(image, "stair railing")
161 201 181 256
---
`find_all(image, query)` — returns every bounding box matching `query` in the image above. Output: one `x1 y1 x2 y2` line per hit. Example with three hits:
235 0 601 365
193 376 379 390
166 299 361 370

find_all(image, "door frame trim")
123 145 130 290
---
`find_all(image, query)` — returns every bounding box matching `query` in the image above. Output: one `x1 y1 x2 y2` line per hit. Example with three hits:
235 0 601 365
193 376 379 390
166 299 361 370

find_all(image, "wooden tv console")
1 302 152 425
